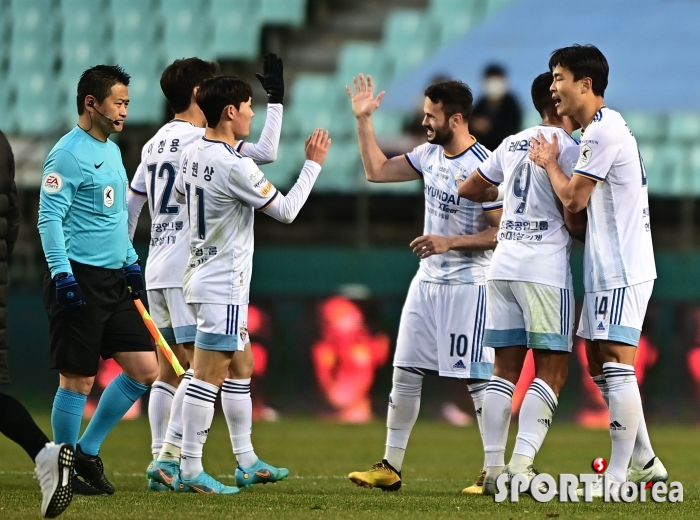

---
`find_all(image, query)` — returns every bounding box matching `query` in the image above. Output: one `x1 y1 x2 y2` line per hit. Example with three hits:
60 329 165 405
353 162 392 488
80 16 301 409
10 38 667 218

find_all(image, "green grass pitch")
0 414 697 519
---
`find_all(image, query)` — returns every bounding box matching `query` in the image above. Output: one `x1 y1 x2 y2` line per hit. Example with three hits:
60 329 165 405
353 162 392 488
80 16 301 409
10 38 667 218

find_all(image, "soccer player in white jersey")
344 75 500 493
460 72 586 495
169 76 330 494
529 44 667 497
126 56 286 491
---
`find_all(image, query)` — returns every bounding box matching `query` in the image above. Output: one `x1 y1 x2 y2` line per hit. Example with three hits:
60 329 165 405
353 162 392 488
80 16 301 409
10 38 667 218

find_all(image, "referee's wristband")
53 272 72 281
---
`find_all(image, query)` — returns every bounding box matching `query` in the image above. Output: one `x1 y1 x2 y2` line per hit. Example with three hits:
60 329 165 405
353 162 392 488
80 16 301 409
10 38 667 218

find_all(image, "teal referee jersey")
39 126 138 278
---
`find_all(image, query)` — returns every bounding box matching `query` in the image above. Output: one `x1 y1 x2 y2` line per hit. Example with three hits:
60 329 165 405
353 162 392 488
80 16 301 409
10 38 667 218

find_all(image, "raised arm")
346 74 420 183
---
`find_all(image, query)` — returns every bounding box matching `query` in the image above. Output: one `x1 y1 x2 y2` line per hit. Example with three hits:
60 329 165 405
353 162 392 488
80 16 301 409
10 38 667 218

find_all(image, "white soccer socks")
158 369 193 463
510 378 558 473
592 373 656 471
467 380 489 468
483 376 515 475
603 362 643 483
180 378 218 479
384 368 423 472
148 381 176 457
221 378 258 468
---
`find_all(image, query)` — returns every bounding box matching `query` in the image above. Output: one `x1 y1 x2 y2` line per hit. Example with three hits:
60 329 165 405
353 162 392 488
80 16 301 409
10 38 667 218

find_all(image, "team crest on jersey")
42 173 63 194
579 144 593 166
104 186 115 207
239 323 248 342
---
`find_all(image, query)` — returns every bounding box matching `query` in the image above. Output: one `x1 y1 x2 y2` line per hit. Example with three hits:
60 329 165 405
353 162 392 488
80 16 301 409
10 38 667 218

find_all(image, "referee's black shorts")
43 261 154 376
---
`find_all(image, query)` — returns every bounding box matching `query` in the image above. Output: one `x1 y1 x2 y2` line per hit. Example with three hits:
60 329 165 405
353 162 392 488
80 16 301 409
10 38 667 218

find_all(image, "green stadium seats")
60 37 110 90
258 0 307 27
249 105 269 140
484 0 512 16
291 106 354 140
161 1 211 62
389 43 432 78
429 0 482 18
123 73 164 124
13 72 61 134
623 112 667 142
436 11 476 47
640 143 687 196
372 111 404 139
211 0 258 14
210 6 262 60
688 145 700 194
312 141 361 193
383 10 436 58
111 0 159 46
291 74 344 108
667 113 700 142
260 140 306 189
336 42 388 90
60 0 108 39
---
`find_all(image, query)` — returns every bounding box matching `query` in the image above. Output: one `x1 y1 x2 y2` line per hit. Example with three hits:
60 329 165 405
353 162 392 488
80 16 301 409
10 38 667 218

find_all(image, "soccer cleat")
35 442 74 518
462 470 486 495
482 466 504 496
173 471 240 494
71 475 107 496
148 480 171 491
627 456 668 485
506 464 550 495
74 445 114 495
146 459 179 489
576 473 621 499
348 460 402 491
235 459 290 488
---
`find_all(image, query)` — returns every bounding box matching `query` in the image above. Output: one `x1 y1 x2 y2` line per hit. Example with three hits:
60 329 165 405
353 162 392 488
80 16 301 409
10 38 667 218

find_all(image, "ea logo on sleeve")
42 173 63 194
104 186 115 207
579 144 593 166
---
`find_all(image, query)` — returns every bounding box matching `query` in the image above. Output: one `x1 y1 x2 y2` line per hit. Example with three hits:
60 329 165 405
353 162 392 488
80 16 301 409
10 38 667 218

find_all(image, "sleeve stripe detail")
483 203 503 212
236 141 245 152
129 186 147 196
403 154 423 178
257 189 279 210
573 169 605 182
476 167 499 186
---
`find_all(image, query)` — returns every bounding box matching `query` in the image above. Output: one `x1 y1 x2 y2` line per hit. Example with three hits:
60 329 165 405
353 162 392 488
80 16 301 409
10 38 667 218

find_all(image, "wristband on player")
54 272 85 308
124 261 145 300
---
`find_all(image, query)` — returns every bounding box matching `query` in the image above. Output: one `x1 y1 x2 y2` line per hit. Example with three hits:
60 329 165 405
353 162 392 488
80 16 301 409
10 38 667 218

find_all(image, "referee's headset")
88 99 121 126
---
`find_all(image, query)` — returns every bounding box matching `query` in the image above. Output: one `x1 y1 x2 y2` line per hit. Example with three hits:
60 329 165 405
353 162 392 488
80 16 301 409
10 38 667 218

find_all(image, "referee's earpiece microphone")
88 100 121 126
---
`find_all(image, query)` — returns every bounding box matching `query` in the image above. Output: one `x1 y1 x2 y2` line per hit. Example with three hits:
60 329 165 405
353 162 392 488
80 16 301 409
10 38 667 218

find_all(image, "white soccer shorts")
147 288 196 344
483 280 574 352
393 277 494 379
193 303 249 352
577 281 654 346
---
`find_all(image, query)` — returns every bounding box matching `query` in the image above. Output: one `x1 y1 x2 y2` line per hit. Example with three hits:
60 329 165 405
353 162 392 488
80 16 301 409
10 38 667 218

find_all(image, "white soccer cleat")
482 465 504 496
627 456 668 485
506 464 550 494
35 442 75 518
576 473 621 500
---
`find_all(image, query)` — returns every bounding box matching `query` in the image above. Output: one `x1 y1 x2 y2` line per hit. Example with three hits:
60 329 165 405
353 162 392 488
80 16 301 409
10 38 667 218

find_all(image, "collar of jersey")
170 118 196 126
443 136 478 159
75 125 109 145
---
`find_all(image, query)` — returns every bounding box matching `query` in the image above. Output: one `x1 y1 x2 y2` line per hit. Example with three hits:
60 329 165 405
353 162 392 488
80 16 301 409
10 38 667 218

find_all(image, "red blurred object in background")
312 296 390 423
247 304 278 421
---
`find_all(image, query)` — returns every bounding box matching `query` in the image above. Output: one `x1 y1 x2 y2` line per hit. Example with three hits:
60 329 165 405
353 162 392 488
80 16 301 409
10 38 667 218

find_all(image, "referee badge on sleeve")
42 173 63 194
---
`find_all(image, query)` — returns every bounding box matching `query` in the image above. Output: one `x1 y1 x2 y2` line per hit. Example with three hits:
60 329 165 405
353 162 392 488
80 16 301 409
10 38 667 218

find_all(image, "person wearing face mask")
470 64 523 152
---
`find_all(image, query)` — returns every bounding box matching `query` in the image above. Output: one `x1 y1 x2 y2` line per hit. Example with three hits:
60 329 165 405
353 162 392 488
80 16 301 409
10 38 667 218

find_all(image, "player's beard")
425 121 453 146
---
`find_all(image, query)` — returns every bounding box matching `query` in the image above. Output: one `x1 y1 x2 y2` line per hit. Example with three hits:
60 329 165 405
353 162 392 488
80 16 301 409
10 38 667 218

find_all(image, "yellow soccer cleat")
348 460 402 491
462 470 486 495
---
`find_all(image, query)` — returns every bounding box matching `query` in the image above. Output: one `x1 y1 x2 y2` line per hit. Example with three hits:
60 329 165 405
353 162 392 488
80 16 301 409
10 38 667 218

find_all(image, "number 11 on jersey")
184 182 206 239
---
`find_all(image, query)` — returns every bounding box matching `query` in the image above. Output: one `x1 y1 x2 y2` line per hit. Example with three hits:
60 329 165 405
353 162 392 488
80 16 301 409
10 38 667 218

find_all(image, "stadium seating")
312 141 362 193
623 112 667 143
667 113 700 143
258 0 307 27
640 143 687 197
336 42 388 90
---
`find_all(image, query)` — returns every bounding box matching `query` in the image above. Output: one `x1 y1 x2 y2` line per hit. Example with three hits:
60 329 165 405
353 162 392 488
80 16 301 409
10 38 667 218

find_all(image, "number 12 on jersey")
184 183 206 239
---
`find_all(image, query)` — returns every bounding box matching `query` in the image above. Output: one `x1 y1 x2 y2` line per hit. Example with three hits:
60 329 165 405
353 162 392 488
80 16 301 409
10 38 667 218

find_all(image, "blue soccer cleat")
173 471 240 494
148 479 170 491
235 459 290 488
146 460 179 490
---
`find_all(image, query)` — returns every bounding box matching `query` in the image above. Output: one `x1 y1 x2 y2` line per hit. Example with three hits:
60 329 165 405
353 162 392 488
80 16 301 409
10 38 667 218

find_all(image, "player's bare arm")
410 209 501 258
458 170 499 202
564 207 587 242
346 74 419 183
529 132 596 213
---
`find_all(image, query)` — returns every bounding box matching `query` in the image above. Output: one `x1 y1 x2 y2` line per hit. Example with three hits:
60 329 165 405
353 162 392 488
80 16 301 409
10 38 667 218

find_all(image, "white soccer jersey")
478 125 580 289
175 137 279 305
573 107 656 292
404 141 499 285
131 121 204 289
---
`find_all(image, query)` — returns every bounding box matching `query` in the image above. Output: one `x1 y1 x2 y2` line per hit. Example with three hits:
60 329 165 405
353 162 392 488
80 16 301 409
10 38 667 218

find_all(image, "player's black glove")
54 273 85 308
255 53 284 105
124 262 145 300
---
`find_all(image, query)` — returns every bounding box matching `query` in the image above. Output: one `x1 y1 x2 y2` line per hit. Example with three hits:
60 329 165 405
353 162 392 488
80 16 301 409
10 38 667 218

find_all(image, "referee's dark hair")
424 80 473 122
76 65 131 115
196 76 253 127
531 72 556 117
161 58 219 114
549 44 609 97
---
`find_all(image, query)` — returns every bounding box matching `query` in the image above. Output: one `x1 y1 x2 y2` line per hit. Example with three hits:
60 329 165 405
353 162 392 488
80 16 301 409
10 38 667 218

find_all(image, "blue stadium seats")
258 0 307 27
667 113 700 143
623 112 667 142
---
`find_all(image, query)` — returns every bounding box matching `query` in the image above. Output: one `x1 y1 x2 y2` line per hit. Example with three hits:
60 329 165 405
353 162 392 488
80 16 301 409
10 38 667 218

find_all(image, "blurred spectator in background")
470 64 522 151
312 296 390 423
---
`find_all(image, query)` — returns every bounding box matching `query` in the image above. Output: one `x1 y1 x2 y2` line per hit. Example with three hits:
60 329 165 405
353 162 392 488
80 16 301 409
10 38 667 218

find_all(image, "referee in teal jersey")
38 65 158 495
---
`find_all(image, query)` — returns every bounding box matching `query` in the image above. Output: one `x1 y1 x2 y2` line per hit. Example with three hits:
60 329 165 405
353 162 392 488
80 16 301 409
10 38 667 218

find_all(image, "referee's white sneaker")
627 456 668 485
35 442 74 518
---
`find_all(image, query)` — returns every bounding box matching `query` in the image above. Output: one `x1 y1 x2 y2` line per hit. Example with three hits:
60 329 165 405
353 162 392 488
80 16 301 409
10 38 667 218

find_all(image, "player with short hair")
345 75 500 493
39 65 158 495
170 75 331 494
459 72 585 494
529 44 667 497
126 55 285 491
